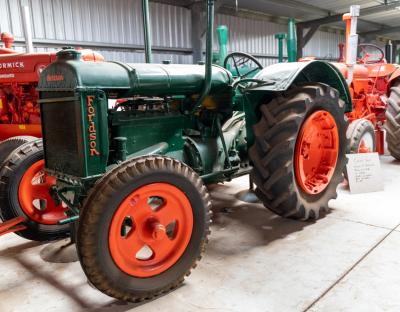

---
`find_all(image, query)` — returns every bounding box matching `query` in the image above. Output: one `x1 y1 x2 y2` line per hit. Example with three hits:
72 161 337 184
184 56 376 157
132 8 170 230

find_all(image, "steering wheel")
223 52 263 79
357 44 385 64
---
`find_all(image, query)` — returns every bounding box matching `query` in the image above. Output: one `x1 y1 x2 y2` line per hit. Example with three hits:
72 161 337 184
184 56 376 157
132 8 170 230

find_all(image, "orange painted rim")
294 110 339 195
358 140 372 153
358 132 374 153
18 160 67 225
108 183 194 278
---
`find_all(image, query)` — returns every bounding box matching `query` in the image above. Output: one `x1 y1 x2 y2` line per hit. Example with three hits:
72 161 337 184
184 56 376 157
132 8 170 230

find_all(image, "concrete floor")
1 156 400 312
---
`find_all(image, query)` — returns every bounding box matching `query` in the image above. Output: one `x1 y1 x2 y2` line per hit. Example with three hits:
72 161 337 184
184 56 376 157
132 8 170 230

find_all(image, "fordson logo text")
87 95 100 156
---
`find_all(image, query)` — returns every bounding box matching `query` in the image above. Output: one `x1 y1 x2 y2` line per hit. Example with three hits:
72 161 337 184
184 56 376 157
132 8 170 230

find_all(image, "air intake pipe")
194 0 214 111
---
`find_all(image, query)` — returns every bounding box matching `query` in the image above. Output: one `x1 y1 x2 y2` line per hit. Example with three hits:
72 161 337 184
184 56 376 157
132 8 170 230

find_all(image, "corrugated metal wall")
0 0 344 65
216 13 344 66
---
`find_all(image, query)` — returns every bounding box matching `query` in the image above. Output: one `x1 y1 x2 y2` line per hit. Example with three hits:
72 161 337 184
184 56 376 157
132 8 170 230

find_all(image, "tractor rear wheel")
249 83 347 220
77 156 211 302
385 81 400 160
346 119 376 153
0 139 69 241
0 136 36 169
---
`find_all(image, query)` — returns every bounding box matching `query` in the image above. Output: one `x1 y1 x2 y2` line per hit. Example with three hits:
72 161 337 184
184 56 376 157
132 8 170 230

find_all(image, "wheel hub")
294 110 339 195
149 220 167 241
108 183 194 277
18 160 67 225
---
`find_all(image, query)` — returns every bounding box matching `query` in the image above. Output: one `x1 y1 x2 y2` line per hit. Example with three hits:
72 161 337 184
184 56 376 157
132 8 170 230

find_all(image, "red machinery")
0 32 104 140
331 7 400 155
0 32 104 239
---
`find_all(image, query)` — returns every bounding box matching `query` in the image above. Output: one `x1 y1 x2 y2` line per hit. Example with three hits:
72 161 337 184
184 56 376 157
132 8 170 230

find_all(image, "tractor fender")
388 67 400 89
247 60 352 112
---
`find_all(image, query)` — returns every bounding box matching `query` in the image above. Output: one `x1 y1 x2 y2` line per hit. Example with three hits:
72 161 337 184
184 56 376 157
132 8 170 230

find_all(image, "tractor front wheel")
346 118 375 153
385 81 400 160
0 140 69 241
249 83 347 220
77 156 211 302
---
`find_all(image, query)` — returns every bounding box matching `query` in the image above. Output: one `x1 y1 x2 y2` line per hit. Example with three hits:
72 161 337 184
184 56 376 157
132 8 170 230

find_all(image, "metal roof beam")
298 2 400 28
360 26 400 37
260 0 330 15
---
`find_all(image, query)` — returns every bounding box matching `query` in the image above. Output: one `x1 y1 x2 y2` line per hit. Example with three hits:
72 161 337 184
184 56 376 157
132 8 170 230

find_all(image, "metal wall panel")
216 13 345 65
303 30 345 60
0 0 343 65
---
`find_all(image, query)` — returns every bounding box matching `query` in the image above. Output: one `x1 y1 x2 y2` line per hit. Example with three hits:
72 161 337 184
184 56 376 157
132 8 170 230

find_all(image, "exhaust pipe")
194 0 214 111
343 5 360 85
21 5 34 53
142 0 152 63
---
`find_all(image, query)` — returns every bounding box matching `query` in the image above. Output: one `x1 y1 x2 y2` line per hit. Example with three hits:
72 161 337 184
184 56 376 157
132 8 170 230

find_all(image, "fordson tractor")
0 32 103 240
1 0 350 302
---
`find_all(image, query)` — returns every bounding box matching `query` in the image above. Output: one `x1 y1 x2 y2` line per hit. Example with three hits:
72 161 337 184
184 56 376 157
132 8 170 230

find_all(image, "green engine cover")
38 49 233 97
38 49 234 180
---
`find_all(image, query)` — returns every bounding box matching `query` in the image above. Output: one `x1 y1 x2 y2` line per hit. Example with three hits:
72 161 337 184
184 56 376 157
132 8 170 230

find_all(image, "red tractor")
331 6 400 157
0 32 103 240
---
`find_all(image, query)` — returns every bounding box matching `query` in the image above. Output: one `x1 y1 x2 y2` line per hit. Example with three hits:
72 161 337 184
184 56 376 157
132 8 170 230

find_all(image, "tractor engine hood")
38 48 233 97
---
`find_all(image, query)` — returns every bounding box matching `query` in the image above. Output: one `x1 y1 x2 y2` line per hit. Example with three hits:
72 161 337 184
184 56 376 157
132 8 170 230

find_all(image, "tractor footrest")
0 216 27 237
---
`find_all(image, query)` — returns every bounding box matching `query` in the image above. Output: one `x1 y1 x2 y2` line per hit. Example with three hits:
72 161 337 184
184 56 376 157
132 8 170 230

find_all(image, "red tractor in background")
0 32 103 240
331 6 400 157
0 32 104 140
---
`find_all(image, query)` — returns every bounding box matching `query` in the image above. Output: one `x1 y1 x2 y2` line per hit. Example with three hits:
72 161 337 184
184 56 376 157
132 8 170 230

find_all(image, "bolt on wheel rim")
18 160 67 224
108 183 194 277
294 110 339 195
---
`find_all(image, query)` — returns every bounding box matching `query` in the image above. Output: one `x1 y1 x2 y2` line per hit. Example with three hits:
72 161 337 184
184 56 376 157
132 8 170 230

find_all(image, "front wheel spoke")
155 204 180 226
120 231 144 255
149 238 174 263
30 184 51 200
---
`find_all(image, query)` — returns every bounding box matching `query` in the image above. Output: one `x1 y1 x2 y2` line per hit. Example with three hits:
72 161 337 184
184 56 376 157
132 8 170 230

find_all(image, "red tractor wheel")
294 110 339 195
77 156 211 302
108 183 194 278
249 83 347 220
0 140 69 241
346 119 375 154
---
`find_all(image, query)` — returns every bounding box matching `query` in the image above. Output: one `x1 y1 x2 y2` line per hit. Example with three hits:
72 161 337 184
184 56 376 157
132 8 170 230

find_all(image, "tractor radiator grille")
40 92 85 177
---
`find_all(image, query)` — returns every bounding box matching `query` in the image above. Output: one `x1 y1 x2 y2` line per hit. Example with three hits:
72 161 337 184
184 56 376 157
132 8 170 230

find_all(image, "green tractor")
2 0 350 302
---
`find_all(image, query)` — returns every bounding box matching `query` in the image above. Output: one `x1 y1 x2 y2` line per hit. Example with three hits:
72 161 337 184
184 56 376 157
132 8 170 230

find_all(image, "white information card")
346 153 383 194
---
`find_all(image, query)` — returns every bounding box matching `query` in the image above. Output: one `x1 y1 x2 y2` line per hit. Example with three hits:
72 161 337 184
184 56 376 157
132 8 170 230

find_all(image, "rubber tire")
0 139 70 241
77 156 212 302
0 136 36 169
249 83 347 220
346 119 376 153
385 81 400 160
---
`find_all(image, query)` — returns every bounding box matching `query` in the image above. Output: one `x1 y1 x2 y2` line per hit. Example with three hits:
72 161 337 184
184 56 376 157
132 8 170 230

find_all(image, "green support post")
142 0 152 63
287 18 297 62
216 25 228 66
274 33 286 63
398 48 400 64
195 0 214 111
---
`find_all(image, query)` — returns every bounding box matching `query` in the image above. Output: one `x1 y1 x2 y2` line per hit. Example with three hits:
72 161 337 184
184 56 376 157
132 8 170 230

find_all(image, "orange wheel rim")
357 132 374 153
18 160 67 225
358 140 372 153
108 183 194 277
294 110 339 195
